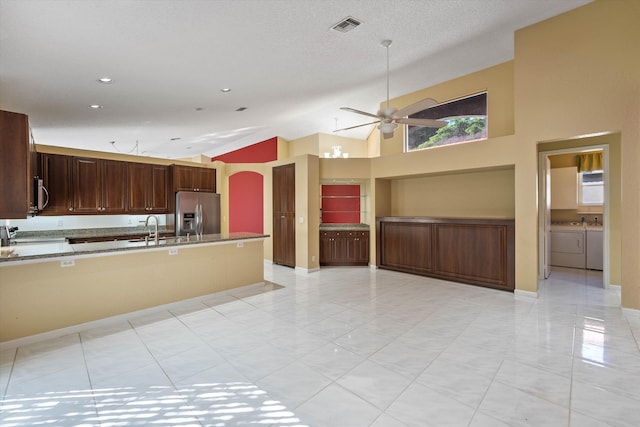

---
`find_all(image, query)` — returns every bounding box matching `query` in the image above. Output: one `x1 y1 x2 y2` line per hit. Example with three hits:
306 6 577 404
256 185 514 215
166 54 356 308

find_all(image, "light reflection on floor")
1 382 308 426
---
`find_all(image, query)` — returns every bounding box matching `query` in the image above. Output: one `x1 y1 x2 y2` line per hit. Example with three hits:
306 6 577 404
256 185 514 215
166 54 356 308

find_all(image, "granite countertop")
0 232 269 264
319 223 370 230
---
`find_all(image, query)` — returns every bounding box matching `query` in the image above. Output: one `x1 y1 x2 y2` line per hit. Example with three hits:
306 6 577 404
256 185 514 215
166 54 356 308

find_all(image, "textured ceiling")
0 0 591 159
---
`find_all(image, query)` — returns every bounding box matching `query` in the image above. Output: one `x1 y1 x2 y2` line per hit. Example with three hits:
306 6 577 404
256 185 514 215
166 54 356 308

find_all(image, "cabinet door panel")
40 153 73 214
195 168 216 192
73 157 101 213
127 162 148 212
0 110 30 218
173 165 194 191
434 224 507 285
380 222 432 273
150 165 169 211
101 160 128 213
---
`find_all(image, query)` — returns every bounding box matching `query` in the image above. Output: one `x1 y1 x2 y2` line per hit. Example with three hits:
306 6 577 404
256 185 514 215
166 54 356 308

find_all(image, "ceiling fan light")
378 122 397 134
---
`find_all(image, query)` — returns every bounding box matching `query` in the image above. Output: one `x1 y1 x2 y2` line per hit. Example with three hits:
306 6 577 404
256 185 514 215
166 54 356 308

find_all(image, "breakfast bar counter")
0 233 269 344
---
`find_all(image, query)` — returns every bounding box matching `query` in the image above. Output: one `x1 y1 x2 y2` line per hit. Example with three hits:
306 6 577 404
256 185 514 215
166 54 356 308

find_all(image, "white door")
543 157 552 279
538 154 552 279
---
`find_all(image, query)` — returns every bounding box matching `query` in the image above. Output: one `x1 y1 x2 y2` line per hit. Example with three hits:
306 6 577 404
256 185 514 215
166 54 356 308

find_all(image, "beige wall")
288 133 370 159
319 158 370 180
318 133 369 159
0 240 265 342
515 0 638 305
390 168 515 219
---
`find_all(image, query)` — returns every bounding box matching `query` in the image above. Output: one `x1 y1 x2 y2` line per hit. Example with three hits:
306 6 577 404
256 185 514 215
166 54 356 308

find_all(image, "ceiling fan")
336 40 447 139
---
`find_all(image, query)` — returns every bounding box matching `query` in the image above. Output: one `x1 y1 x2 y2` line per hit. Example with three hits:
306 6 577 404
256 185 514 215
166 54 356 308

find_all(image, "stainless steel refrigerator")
175 192 221 236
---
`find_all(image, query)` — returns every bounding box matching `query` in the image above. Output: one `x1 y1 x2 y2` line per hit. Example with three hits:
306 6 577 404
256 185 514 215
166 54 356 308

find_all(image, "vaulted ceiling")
0 0 591 159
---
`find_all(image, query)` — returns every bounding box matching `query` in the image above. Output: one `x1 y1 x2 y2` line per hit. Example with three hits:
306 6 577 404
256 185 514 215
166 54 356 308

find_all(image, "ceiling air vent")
331 16 362 33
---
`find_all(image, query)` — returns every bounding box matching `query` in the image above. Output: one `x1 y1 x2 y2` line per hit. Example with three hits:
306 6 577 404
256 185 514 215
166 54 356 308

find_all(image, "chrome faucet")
145 215 159 244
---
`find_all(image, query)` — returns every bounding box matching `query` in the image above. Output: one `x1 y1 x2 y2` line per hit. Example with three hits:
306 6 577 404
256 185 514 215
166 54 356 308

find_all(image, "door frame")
538 143 610 287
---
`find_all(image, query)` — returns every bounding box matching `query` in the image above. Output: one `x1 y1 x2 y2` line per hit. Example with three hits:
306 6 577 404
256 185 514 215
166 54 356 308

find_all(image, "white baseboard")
295 266 319 274
514 289 538 300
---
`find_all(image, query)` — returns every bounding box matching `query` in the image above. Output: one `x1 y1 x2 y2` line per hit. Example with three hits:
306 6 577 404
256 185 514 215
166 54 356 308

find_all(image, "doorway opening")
538 137 614 290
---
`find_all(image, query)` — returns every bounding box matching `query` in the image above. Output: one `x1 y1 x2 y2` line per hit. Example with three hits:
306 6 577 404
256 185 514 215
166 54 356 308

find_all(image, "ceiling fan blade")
340 107 381 119
393 98 439 118
334 120 381 132
396 117 448 128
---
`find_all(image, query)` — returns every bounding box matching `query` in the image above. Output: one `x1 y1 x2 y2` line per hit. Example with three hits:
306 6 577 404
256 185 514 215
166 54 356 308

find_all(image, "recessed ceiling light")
97 77 113 84
89 104 103 109
221 88 231 93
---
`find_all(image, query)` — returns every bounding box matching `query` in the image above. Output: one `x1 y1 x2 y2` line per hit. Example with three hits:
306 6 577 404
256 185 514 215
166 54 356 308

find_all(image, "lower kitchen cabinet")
377 217 515 291
320 229 369 266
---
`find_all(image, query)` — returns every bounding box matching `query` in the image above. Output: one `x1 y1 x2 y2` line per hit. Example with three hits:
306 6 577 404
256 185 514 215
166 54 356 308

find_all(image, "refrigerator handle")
196 202 203 236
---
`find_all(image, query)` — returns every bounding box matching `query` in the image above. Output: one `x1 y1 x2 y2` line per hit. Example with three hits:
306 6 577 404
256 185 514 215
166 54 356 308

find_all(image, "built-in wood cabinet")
273 163 295 267
320 229 369 266
128 163 170 213
0 110 31 218
73 157 128 214
377 217 515 291
39 153 73 214
173 165 216 192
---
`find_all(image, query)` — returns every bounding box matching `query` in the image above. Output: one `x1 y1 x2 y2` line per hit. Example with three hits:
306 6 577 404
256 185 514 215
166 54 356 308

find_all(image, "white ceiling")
0 0 590 159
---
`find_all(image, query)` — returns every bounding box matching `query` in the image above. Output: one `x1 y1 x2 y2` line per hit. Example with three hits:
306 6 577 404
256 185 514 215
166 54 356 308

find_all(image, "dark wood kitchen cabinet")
128 163 170 213
0 110 31 218
173 165 216 192
377 217 515 291
73 157 128 214
39 153 73 215
272 163 295 267
320 230 369 266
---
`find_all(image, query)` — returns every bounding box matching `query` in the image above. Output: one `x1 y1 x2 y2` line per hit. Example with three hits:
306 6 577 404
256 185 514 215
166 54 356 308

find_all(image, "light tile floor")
1 265 639 426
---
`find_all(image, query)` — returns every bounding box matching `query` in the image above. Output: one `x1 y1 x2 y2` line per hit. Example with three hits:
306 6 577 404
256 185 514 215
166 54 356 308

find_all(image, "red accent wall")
321 184 360 224
210 137 278 163
229 172 264 233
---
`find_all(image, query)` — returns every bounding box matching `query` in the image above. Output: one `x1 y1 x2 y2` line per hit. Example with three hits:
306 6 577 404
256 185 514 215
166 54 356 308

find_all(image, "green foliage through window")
406 93 487 151
416 117 486 149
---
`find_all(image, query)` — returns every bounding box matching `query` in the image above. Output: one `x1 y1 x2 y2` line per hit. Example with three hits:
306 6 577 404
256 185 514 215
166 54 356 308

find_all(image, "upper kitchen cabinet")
173 165 216 192
0 110 32 218
128 163 170 213
73 157 128 214
39 153 73 215
550 166 578 209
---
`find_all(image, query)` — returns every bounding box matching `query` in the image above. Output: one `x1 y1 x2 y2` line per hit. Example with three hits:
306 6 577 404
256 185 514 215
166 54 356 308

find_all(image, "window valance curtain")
577 152 603 172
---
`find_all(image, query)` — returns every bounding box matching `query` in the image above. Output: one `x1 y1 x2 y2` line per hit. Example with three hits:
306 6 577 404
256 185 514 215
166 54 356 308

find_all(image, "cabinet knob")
68 207 73 211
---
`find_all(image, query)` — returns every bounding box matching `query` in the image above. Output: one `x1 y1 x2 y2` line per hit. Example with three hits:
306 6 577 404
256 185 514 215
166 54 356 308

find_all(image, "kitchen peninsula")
0 232 268 343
